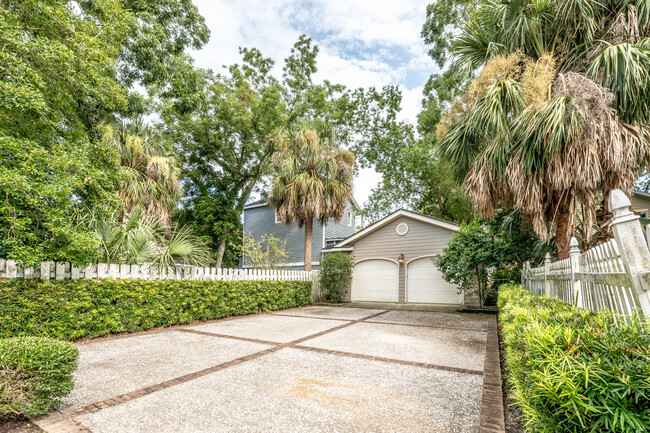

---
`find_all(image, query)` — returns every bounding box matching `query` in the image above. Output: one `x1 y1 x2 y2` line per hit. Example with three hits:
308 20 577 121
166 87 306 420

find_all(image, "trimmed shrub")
319 252 354 302
0 337 78 417
0 279 312 340
499 284 650 433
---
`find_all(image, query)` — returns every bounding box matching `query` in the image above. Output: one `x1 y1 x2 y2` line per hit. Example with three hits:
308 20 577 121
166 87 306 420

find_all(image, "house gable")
348 214 457 263
333 209 459 249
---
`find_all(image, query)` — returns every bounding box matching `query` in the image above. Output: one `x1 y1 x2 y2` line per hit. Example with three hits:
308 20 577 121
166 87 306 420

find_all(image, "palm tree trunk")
556 194 572 260
304 217 313 271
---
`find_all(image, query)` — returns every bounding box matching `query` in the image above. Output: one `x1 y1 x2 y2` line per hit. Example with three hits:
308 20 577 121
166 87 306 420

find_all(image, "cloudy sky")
190 0 437 204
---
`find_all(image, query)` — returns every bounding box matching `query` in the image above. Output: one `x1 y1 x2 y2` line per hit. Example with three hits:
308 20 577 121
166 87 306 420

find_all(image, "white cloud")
188 0 434 203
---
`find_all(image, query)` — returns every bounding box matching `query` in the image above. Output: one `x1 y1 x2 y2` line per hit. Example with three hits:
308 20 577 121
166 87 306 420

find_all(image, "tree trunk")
215 179 258 268
556 194 573 260
215 233 228 268
304 217 313 271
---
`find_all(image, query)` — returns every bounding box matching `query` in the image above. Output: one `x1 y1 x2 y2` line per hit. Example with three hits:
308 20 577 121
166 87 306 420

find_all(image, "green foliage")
319 253 354 303
434 219 501 307
499 284 650 433
99 119 181 225
175 192 242 268
0 278 311 341
243 233 292 270
0 0 133 266
0 337 78 417
421 0 480 102
78 0 210 115
364 140 475 223
161 36 418 267
435 212 542 305
82 206 213 268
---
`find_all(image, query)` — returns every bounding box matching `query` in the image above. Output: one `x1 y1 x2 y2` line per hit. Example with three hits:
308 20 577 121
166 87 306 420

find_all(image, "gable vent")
396 223 409 236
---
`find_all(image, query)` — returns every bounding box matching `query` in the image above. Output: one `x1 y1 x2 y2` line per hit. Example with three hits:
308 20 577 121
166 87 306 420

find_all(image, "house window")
275 210 280 224
348 211 353 226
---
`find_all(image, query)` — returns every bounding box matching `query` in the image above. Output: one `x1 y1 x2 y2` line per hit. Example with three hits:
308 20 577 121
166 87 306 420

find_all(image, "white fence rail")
522 189 650 318
0 260 315 283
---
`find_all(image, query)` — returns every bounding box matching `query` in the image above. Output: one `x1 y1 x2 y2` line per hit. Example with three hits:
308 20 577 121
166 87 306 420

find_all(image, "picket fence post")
543 253 551 298
609 189 650 317
568 237 583 308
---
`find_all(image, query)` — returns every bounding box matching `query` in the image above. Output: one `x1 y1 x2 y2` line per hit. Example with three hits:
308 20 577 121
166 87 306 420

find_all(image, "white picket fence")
522 189 650 318
0 260 316 283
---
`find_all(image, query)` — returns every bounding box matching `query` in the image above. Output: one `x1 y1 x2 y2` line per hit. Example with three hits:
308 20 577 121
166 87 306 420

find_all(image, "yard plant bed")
0 278 311 341
498 284 650 433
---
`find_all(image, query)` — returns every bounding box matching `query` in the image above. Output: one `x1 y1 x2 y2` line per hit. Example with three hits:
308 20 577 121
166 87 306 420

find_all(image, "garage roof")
332 209 460 248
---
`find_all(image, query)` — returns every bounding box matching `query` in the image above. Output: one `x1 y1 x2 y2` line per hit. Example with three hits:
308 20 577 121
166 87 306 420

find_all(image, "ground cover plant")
499 284 650 432
0 279 311 341
0 337 78 417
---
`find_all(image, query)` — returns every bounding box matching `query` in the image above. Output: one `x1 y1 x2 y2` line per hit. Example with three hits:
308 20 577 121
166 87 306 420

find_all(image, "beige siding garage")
407 257 462 304
352 259 399 302
328 210 459 304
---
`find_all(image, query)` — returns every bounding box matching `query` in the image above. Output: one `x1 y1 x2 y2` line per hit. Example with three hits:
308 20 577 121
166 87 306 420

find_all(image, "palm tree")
269 127 355 271
100 118 181 227
437 0 650 258
84 206 213 269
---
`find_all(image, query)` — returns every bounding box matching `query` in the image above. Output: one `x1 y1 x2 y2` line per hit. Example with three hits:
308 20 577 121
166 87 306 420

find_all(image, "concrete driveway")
34 306 504 433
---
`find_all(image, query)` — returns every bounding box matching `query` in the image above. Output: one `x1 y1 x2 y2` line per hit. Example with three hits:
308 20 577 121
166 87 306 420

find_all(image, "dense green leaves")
0 278 311 341
319 252 354 303
0 337 78 417
434 220 502 306
499 285 650 432
435 212 541 305
364 141 474 223
0 0 132 265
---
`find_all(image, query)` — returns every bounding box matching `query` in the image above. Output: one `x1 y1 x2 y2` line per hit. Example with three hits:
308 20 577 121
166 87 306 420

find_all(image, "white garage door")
352 260 398 302
407 257 461 304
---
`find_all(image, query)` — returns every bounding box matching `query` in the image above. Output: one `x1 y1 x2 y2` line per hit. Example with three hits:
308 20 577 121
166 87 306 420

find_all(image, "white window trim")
348 211 353 226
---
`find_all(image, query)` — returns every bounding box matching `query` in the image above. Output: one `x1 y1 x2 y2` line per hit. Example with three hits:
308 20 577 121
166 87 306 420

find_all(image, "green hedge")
0 278 312 340
0 337 78 417
499 284 650 433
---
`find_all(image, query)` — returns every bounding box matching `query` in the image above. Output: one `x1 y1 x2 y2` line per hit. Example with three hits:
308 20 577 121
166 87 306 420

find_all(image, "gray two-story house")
242 198 358 269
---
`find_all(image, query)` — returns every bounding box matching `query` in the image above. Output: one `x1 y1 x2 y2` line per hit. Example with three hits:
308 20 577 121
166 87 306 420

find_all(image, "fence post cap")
609 189 638 225
544 253 551 263
569 237 579 249
609 189 631 213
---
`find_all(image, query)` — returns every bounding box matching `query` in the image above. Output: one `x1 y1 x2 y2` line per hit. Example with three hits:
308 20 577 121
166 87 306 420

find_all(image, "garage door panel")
353 260 398 302
407 258 461 304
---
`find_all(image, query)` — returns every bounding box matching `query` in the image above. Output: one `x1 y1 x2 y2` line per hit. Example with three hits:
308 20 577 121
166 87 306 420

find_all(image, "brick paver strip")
366 319 490 332
295 345 484 376
175 328 280 346
33 412 92 433
478 318 506 433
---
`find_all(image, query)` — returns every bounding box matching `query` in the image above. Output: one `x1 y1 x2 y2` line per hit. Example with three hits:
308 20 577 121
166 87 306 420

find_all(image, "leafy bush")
319 252 354 302
499 284 650 433
0 337 78 417
0 279 312 340
435 219 501 307
242 232 292 269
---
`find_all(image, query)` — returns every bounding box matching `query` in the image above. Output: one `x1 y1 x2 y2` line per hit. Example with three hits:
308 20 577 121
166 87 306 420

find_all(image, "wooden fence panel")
522 189 650 318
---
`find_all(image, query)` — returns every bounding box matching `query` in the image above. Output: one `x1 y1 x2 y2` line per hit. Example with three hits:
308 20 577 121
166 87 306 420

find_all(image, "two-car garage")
327 209 465 306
